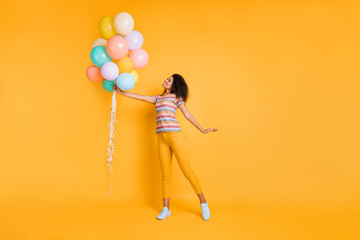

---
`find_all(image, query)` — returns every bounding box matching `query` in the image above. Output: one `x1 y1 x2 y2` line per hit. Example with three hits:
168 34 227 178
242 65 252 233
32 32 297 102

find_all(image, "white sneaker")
200 202 210 220
157 207 171 220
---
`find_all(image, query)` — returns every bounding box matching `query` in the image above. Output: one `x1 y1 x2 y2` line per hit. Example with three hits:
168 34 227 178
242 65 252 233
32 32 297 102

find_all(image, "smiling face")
163 76 174 91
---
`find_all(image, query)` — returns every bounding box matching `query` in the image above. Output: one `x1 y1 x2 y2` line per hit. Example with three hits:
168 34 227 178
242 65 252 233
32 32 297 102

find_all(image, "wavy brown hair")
160 73 189 102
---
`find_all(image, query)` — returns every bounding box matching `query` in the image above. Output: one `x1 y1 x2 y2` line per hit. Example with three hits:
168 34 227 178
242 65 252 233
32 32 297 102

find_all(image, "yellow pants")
157 131 203 198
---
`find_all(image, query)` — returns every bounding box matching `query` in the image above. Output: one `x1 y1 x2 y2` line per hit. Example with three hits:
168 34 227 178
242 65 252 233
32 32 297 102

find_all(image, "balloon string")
108 162 113 196
107 90 117 197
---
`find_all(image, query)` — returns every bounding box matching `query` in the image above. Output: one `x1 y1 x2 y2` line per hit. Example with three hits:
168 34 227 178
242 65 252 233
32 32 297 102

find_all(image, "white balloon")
114 12 134 36
91 38 107 49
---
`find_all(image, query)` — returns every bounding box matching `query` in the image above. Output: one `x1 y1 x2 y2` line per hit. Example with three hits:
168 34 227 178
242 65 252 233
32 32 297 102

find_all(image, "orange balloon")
86 65 103 83
117 57 134 74
106 35 129 60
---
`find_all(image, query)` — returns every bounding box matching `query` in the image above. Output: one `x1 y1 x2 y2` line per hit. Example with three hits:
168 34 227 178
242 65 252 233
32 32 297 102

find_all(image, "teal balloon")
116 73 135 91
91 46 112 68
102 80 114 92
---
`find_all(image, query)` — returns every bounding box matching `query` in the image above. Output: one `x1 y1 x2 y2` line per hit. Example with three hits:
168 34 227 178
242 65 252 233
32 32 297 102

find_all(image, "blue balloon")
91 46 112 68
102 80 114 92
116 73 135 91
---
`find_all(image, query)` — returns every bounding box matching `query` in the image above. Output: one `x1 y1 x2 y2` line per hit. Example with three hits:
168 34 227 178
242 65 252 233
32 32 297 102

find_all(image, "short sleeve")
152 95 158 105
176 97 185 108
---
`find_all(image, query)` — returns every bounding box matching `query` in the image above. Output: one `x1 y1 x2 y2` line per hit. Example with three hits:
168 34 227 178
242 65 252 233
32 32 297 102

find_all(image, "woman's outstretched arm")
113 83 154 104
178 104 218 134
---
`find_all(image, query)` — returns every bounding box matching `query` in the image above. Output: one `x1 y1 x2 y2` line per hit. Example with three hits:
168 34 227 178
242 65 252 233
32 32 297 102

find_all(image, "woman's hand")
113 83 123 93
202 128 218 134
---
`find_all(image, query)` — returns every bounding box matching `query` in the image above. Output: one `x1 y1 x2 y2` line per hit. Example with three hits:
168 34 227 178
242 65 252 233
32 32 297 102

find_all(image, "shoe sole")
203 215 210 220
157 212 171 220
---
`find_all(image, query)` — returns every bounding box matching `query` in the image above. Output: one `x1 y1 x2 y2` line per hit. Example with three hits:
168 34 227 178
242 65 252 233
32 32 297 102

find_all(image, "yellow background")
1 0 359 239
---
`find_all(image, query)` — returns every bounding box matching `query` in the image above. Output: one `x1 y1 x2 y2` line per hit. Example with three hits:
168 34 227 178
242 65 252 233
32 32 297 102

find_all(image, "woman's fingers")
202 128 218 133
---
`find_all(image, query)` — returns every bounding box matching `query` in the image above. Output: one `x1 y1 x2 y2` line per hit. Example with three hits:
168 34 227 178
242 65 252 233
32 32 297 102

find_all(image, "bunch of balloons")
86 12 149 92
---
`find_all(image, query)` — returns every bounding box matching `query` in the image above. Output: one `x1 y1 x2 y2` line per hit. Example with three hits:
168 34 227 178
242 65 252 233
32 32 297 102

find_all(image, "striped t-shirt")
152 93 185 133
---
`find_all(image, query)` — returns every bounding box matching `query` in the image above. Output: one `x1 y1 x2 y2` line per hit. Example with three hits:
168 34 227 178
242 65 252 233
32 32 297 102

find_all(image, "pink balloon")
129 48 149 69
106 35 129 60
86 65 103 83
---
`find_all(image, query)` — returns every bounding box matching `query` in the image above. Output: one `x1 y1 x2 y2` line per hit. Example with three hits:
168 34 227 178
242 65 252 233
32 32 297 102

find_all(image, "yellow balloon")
130 70 139 84
117 57 134 74
98 16 117 39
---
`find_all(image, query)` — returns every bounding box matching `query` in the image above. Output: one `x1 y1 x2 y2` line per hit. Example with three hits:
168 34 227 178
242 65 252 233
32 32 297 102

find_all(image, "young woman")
113 73 218 221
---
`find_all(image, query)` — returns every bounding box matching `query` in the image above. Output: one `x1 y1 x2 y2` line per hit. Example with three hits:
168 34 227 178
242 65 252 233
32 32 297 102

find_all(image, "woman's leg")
158 133 173 208
168 132 205 203
197 193 207 204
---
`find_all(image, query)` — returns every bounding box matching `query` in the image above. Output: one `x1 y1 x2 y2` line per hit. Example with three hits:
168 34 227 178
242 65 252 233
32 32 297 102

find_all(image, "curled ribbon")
107 90 117 196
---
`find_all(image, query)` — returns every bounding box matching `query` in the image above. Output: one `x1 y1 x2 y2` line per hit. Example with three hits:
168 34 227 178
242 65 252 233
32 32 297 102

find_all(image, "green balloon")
91 46 112 68
102 80 114 92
